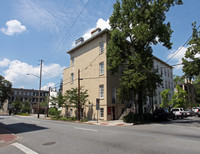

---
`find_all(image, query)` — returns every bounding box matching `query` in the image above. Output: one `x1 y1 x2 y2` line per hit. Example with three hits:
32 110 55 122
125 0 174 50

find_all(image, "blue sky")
0 0 199 90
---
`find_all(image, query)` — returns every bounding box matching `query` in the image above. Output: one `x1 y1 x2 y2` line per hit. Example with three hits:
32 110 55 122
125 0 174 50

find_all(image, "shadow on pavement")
0 122 48 134
155 117 200 125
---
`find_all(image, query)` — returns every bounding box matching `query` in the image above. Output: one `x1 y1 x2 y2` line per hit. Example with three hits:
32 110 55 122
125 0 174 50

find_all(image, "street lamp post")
27 59 43 118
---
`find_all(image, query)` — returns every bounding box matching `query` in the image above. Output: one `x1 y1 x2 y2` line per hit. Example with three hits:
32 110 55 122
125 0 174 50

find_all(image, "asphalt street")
0 115 200 154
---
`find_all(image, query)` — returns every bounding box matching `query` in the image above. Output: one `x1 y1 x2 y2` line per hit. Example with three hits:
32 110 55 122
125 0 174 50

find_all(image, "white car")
180 108 187 117
192 107 200 115
171 108 184 118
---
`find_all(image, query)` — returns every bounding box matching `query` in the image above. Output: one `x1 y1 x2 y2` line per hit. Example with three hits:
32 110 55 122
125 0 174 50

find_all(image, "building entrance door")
112 107 115 120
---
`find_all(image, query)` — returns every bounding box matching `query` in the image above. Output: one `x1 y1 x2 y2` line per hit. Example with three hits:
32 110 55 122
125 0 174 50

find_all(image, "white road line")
12 143 38 154
74 127 98 132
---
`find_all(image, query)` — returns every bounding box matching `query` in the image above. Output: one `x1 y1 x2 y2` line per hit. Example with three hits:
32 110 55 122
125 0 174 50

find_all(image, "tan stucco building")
62 28 174 121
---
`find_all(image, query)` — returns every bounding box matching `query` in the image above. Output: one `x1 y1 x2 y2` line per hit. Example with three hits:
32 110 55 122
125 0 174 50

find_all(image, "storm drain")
43 142 56 146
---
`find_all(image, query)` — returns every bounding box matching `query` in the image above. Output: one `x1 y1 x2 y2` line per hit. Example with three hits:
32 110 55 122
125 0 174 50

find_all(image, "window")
168 81 170 89
99 62 104 75
71 73 74 83
99 42 104 54
164 69 166 76
70 109 73 117
156 65 159 73
71 57 74 67
100 108 104 118
99 85 104 99
112 88 116 104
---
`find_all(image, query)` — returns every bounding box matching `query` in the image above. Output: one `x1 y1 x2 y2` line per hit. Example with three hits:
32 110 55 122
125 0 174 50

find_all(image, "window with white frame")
70 73 74 83
99 42 104 54
71 57 74 67
99 62 104 75
99 85 104 99
70 109 73 117
100 108 104 118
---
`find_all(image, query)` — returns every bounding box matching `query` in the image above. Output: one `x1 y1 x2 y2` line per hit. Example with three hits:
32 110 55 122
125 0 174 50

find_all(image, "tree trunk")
138 91 143 122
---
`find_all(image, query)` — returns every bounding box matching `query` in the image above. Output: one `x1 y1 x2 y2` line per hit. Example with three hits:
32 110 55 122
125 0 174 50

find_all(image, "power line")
166 24 200 63
45 0 90 64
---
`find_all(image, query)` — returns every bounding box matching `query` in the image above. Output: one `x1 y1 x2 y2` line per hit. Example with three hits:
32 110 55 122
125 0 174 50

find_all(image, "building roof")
67 28 109 54
67 28 172 69
12 88 48 92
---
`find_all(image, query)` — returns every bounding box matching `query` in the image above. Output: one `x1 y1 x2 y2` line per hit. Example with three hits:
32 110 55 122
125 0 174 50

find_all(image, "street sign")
96 98 100 110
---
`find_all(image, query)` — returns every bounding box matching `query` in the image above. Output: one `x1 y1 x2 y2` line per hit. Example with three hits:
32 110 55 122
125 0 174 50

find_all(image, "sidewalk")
0 126 18 147
85 120 133 126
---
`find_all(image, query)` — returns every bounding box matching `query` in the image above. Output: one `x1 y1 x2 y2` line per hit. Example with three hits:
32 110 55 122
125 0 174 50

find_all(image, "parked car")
198 110 200 117
153 108 175 121
192 107 200 115
180 108 187 117
153 108 168 121
171 108 184 118
164 109 175 120
185 109 196 116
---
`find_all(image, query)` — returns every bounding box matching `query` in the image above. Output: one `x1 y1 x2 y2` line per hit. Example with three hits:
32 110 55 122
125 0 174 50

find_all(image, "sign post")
96 98 100 123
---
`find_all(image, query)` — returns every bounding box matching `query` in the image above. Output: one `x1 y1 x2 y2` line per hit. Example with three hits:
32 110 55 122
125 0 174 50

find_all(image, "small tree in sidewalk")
171 85 188 109
160 89 172 109
64 87 89 120
11 98 22 114
22 100 31 113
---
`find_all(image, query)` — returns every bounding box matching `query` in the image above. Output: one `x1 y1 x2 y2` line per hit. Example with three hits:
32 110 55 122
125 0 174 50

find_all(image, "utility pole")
38 59 43 118
78 69 80 121
47 87 51 117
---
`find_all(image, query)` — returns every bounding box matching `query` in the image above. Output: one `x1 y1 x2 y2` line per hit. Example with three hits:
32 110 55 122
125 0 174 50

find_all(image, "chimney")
75 37 84 45
91 28 101 37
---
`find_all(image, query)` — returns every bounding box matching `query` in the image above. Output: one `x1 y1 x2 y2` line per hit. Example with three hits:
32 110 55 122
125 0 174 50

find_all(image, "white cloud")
72 18 110 47
15 0 73 35
41 82 55 91
0 58 10 67
3 59 64 88
1 20 26 36
167 46 188 69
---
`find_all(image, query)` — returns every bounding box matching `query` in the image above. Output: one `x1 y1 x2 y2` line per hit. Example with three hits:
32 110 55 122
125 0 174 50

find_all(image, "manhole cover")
43 142 56 146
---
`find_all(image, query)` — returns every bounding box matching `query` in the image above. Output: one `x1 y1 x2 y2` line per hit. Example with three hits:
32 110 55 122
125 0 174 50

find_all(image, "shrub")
143 113 153 121
81 118 88 122
68 117 77 121
48 108 59 115
123 112 153 124
21 113 30 116
60 117 68 121
49 108 61 120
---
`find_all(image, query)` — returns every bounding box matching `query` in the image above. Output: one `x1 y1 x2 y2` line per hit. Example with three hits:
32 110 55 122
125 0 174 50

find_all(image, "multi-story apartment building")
9 88 49 114
62 28 174 121
175 78 196 107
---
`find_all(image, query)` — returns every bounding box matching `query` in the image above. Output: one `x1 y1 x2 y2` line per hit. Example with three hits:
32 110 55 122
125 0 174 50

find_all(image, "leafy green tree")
171 85 188 109
160 89 172 108
173 75 184 85
107 0 182 121
194 75 200 103
0 75 12 108
22 100 31 113
50 94 66 109
64 87 89 120
11 98 22 114
182 22 200 79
